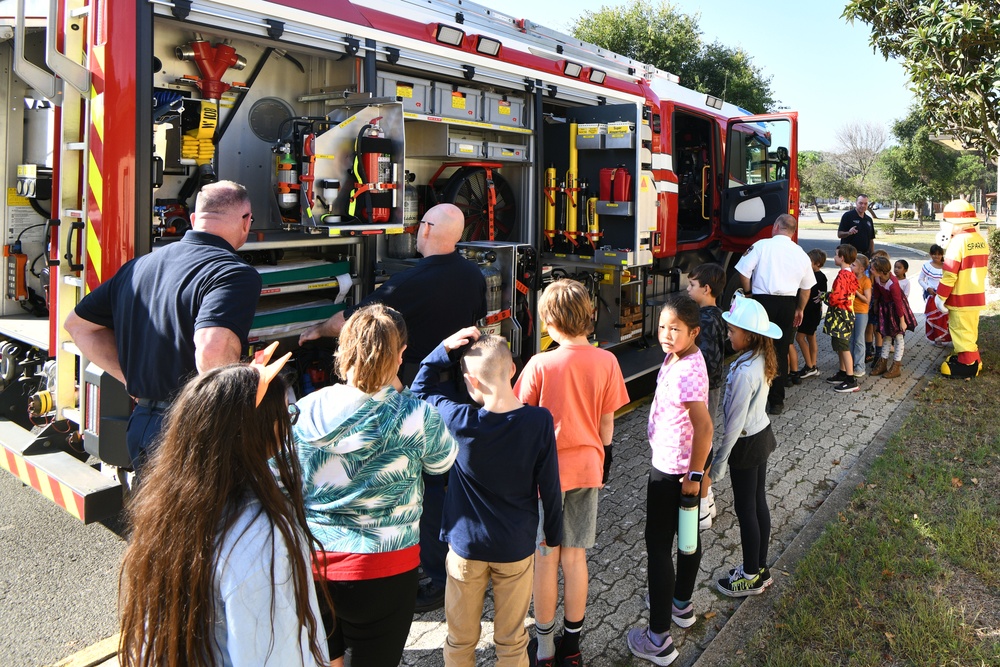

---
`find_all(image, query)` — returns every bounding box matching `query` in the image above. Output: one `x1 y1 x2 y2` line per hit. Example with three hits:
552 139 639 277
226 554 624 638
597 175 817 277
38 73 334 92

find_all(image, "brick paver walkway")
402 300 945 666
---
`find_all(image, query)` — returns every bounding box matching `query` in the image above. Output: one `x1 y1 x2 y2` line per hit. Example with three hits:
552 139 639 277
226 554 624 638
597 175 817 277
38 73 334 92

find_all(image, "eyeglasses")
242 212 255 225
288 403 300 425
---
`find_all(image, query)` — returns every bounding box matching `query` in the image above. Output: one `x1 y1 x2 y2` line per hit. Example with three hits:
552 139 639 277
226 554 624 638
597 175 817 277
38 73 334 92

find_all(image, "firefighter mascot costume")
935 199 989 379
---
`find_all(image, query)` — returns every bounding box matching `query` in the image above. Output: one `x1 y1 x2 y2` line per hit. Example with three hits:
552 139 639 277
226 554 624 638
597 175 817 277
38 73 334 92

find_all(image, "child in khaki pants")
413 329 563 667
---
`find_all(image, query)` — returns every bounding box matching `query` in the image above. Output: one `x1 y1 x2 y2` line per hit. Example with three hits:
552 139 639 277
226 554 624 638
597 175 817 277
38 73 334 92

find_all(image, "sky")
496 0 915 152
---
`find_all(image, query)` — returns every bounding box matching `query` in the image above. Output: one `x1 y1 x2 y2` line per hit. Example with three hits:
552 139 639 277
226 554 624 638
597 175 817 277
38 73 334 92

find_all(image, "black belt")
135 398 172 411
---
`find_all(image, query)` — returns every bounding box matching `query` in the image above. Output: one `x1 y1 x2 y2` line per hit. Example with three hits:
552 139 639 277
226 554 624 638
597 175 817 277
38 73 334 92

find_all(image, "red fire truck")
0 0 797 522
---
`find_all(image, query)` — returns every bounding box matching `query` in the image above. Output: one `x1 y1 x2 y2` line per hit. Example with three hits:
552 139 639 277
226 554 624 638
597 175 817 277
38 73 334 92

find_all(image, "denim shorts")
537 487 599 553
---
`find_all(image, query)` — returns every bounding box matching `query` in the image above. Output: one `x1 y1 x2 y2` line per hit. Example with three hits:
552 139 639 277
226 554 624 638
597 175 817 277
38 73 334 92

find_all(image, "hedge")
890 209 916 220
989 226 1000 287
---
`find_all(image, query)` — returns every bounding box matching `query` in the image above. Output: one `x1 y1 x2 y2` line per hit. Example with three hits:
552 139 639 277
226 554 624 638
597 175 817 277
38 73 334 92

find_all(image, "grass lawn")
736 306 1000 666
875 229 939 255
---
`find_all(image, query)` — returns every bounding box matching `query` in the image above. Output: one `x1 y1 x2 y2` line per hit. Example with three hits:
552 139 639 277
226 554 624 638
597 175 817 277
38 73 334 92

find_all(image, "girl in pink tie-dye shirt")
627 294 712 664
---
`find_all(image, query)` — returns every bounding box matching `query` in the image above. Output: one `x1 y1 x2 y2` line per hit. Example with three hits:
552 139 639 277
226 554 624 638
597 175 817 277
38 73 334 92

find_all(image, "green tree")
954 153 992 200
843 0 1000 157
878 108 960 223
684 42 775 114
572 1 776 113
798 150 848 222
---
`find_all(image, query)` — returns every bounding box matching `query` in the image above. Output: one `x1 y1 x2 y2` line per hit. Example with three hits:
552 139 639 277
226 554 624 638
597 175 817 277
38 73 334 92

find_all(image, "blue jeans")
126 404 167 478
851 312 869 375
418 472 448 587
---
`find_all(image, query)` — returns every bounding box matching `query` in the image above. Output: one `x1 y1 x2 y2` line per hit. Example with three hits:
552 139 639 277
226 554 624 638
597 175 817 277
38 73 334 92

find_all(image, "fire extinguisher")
348 117 395 223
274 146 299 217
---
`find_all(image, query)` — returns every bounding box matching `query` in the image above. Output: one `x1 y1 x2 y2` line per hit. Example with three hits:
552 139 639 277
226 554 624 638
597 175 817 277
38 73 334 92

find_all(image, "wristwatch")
687 471 704 482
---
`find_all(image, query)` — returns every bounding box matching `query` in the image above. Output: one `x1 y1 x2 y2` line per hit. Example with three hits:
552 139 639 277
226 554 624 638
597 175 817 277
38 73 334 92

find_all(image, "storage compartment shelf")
402 112 533 135
153 231 362 251
406 121 530 162
0 316 49 351
304 222 408 238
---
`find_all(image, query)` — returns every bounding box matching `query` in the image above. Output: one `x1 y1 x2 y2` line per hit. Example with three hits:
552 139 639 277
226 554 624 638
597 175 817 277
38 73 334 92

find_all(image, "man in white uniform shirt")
734 214 816 415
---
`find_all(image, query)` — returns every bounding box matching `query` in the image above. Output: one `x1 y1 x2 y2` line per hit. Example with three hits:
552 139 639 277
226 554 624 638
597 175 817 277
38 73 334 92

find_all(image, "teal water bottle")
678 494 699 555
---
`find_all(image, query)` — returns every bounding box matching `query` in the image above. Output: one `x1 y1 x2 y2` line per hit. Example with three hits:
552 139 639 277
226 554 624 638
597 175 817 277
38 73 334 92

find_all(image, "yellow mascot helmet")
937 199 981 246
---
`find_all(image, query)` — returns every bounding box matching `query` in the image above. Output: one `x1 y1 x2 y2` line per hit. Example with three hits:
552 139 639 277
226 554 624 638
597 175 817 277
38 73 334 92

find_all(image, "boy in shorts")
794 249 827 378
824 244 860 393
413 330 563 666
515 279 629 667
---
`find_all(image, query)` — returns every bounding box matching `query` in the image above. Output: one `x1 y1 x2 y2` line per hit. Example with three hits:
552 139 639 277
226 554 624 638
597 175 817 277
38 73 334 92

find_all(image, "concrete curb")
47 635 118 667
691 366 937 666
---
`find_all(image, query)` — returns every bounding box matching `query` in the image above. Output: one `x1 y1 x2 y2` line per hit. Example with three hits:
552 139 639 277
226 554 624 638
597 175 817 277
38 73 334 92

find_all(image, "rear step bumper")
0 419 122 523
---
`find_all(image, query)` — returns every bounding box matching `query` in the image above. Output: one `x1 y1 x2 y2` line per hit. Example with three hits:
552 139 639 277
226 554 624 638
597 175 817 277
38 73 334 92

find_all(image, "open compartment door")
721 113 797 237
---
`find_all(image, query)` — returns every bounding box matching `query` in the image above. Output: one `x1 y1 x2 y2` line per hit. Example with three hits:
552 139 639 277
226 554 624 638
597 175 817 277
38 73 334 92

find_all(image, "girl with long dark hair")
118 355 328 667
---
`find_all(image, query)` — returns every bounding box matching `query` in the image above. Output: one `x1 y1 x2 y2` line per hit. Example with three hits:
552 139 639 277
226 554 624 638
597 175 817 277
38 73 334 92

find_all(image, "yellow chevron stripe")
91 92 104 143
86 218 102 285
88 152 103 214
14 455 29 483
59 481 82 520
38 472 57 502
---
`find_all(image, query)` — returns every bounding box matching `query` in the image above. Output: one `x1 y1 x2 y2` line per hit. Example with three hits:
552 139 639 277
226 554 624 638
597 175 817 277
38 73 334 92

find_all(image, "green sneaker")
730 565 772 588
717 564 766 597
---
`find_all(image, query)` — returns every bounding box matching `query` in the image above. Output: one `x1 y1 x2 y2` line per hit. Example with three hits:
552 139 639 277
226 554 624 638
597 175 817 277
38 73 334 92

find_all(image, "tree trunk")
814 197 824 224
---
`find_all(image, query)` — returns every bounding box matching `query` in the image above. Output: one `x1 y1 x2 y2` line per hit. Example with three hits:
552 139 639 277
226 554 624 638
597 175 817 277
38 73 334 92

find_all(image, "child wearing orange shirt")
515 279 629 667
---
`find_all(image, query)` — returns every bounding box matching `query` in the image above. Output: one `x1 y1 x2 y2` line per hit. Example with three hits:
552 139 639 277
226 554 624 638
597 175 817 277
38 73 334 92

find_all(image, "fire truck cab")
0 0 797 522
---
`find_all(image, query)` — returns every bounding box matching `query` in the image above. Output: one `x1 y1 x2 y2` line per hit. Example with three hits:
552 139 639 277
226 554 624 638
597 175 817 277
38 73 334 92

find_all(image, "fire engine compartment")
143 16 660 377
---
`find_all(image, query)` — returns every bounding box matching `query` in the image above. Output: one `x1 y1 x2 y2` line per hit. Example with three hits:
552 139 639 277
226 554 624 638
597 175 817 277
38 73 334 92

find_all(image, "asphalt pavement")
18 226 942 667
0 466 125 666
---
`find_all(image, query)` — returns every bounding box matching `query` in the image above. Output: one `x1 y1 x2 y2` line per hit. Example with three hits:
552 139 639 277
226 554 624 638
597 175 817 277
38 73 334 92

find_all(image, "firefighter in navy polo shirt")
837 195 876 258
65 181 261 476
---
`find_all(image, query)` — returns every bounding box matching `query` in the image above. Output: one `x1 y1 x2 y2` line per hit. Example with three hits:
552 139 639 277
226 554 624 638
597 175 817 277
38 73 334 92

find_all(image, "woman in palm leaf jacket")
291 303 458 667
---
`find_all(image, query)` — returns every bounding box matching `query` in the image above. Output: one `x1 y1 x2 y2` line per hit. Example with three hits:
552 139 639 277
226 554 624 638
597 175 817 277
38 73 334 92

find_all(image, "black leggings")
753 294 797 407
730 462 771 573
317 567 419 666
645 468 701 634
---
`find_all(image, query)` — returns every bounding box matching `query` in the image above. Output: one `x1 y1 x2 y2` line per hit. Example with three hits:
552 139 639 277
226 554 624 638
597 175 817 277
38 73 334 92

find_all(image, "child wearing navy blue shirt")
413 328 563 667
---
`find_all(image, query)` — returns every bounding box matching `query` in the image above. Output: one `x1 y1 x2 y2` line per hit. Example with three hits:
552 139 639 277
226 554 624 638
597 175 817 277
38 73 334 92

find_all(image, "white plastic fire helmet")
722 292 782 339
938 199 981 246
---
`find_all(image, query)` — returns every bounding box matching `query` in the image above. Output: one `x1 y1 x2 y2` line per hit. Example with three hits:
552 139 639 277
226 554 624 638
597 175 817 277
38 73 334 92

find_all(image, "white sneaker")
699 494 716 529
